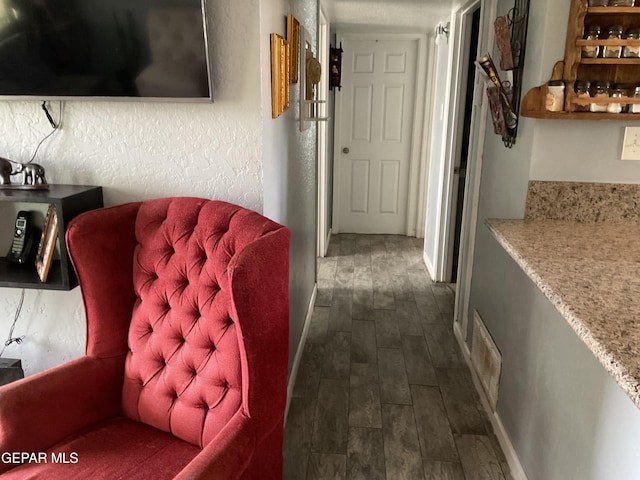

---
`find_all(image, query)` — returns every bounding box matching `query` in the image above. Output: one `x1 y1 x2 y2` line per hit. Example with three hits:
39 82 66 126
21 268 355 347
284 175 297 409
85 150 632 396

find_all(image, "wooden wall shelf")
0 185 103 290
520 110 640 120
576 39 640 47
521 0 640 120
580 58 640 65
587 6 640 14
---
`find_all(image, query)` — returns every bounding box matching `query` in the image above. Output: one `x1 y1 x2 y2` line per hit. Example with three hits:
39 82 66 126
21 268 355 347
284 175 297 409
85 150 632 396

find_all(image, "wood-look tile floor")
284 234 511 480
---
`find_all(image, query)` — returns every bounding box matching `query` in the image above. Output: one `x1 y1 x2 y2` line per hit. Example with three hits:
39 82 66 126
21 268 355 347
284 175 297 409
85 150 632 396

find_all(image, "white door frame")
331 31 429 237
454 0 498 340
415 38 437 241
442 0 481 281
317 7 330 257
427 0 481 283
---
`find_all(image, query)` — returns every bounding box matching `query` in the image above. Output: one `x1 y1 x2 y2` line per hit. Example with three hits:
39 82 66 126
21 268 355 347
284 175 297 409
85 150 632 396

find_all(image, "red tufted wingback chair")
0 198 290 479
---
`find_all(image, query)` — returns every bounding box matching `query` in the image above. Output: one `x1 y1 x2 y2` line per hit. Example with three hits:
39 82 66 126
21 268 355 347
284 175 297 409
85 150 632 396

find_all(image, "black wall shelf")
0 185 103 290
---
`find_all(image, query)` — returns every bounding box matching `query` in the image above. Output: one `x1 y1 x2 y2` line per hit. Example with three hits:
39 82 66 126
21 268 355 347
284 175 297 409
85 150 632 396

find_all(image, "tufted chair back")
0 197 290 479
116 198 289 449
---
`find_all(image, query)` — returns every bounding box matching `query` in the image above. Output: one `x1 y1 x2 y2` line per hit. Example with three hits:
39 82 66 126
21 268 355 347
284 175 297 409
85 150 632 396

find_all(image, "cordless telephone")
7 211 34 264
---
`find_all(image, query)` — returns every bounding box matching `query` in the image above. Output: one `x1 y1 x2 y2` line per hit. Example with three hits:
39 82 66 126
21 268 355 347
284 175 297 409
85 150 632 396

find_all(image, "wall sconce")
435 22 450 45
300 25 329 131
436 22 450 38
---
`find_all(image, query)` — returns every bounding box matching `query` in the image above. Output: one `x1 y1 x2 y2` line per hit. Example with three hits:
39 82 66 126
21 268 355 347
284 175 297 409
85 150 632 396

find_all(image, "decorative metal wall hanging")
482 0 530 147
329 44 343 91
503 0 530 147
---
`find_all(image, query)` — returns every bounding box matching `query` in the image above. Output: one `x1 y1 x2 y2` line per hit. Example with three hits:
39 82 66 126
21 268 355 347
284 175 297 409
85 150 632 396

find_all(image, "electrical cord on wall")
27 101 64 165
42 101 58 129
0 102 63 357
0 289 26 357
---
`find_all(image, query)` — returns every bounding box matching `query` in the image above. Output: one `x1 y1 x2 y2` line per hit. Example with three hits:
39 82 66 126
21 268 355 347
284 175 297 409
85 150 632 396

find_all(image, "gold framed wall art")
287 14 300 84
271 33 289 119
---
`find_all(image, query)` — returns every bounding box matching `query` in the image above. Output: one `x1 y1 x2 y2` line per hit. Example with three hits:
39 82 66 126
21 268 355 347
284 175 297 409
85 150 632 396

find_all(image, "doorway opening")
451 7 481 282
317 7 331 258
330 32 428 238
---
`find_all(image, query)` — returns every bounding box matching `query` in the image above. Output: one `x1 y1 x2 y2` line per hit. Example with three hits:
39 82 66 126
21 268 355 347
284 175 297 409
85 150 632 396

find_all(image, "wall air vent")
471 310 502 412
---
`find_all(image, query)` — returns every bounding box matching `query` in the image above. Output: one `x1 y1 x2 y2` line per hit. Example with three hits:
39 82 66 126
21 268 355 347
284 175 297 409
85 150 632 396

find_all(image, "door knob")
343 147 350 154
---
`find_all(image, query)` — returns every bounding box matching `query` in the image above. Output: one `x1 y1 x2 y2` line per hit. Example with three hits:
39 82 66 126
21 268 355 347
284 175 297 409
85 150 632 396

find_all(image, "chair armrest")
0 355 123 471
174 410 256 480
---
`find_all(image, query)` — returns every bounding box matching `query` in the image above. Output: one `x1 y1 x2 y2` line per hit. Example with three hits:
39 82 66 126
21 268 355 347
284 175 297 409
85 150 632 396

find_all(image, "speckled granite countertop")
487 219 640 409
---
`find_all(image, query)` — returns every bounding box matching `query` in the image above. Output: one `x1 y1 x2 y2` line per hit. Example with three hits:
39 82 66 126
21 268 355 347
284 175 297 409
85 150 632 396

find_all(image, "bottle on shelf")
546 81 565 112
590 81 610 113
603 26 624 59
574 81 591 112
623 29 640 58
582 25 601 59
607 84 626 113
630 86 640 114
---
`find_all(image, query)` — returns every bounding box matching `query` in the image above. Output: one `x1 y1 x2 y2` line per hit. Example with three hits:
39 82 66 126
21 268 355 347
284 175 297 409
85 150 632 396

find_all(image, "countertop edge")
485 219 640 409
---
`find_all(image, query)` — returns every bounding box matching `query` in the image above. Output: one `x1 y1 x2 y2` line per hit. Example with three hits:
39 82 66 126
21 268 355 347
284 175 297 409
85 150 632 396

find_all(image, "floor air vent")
471 310 502 412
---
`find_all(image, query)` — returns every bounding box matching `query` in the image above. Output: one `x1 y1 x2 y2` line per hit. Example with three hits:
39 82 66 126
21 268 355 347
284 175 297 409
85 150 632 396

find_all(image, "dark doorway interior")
451 6 481 282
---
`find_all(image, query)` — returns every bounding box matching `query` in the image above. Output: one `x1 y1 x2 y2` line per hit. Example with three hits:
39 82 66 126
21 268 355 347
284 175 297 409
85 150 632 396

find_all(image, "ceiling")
321 0 456 32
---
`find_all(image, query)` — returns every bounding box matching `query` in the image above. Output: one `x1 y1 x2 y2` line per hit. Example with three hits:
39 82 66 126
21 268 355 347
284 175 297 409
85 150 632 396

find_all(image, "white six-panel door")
337 37 419 234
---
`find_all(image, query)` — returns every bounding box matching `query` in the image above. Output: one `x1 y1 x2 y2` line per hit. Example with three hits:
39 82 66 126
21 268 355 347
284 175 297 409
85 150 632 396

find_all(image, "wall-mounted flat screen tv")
0 0 212 101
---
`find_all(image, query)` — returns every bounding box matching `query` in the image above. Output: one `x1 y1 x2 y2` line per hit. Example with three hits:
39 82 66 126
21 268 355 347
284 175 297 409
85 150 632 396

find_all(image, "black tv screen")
0 0 212 101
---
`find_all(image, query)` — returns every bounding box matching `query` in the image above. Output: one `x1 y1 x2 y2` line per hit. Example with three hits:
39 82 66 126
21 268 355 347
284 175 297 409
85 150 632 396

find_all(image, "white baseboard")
423 250 436 281
422 252 435 280
453 321 529 480
324 228 332 257
284 283 317 424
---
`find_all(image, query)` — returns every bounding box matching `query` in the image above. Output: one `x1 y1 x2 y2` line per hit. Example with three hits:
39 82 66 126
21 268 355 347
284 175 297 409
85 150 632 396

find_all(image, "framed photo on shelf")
35 204 58 283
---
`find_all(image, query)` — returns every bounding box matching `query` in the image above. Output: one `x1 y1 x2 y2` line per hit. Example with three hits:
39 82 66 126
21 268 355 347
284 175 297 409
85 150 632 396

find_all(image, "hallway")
283 234 511 479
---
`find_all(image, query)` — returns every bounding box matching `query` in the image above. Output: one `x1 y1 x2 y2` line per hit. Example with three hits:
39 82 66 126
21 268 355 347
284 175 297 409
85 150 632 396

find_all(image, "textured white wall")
0 0 265 375
323 0 452 32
